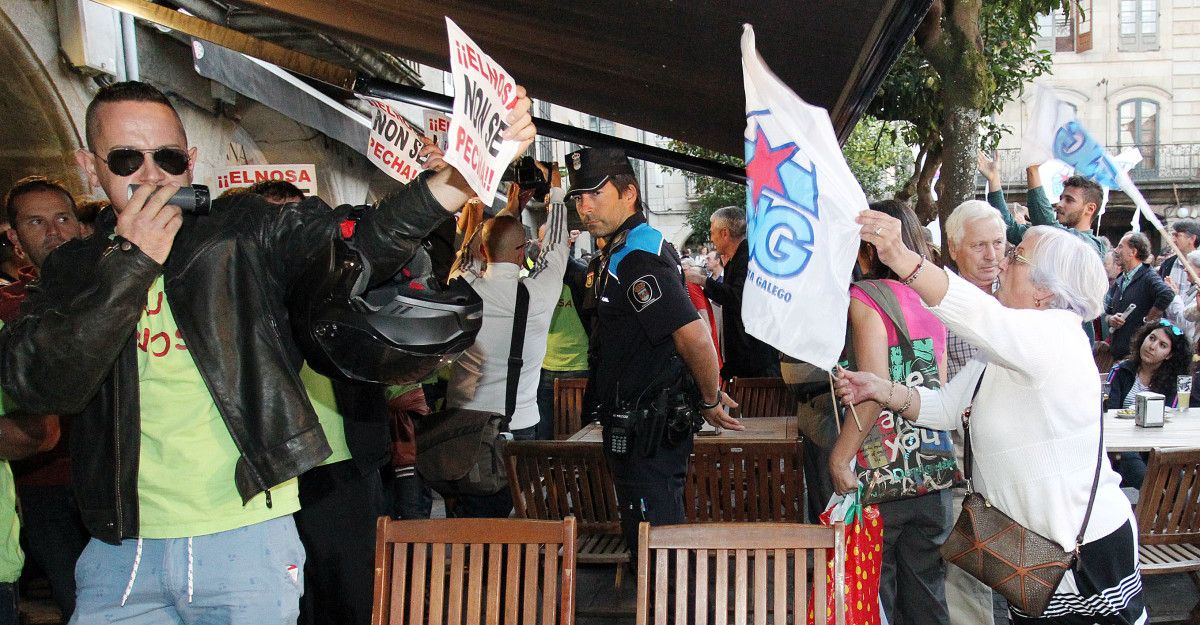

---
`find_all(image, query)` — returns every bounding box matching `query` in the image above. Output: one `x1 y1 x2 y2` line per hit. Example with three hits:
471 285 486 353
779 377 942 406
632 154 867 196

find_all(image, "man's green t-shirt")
0 390 22 583
136 276 299 538
542 285 589 372
299 364 352 466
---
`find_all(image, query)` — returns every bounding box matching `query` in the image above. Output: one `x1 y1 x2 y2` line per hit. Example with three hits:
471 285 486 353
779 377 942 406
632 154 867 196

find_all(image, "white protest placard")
424 110 451 151
363 97 426 184
216 164 318 197
444 17 522 200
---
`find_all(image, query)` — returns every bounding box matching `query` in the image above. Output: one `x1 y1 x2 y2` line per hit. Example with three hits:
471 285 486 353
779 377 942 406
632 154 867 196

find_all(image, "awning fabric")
228 0 931 156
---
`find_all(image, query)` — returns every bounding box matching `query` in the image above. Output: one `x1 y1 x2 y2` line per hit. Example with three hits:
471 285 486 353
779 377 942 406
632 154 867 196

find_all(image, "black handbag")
939 368 1103 618
415 282 529 497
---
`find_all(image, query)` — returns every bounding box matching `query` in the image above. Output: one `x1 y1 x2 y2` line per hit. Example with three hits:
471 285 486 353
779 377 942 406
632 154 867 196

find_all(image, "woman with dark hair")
829 199 952 625
1105 319 1191 489
1105 320 1191 412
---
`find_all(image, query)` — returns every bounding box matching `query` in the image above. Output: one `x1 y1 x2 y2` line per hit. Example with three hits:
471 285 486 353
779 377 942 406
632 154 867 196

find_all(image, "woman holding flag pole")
834 212 1146 623
829 199 952 625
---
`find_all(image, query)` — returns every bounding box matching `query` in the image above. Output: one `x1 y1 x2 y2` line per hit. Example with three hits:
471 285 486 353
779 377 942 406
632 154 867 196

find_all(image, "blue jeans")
70 516 304 625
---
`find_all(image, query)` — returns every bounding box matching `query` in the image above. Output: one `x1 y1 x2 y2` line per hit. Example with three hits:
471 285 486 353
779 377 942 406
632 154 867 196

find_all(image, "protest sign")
444 17 522 200
363 97 426 184
216 164 317 197
740 24 865 370
424 110 451 151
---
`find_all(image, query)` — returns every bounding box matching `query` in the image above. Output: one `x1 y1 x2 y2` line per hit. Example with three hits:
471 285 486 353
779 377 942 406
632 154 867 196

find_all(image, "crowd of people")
0 77 1166 625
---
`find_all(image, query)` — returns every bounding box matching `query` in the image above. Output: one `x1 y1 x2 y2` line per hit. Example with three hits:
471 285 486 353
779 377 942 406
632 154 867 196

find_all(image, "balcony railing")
993 143 1200 186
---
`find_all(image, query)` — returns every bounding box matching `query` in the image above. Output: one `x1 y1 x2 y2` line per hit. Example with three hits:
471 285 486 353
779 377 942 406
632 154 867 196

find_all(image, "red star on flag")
746 125 797 208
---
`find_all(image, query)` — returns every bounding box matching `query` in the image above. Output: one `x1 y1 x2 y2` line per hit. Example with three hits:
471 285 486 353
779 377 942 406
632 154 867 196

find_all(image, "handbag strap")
505 282 530 419
960 365 1105 555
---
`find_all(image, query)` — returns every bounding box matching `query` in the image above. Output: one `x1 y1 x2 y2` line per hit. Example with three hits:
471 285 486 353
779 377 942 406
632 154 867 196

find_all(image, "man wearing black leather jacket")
0 81 534 624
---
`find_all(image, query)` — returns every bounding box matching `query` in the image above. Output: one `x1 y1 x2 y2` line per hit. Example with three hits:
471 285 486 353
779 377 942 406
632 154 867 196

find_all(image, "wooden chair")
635 521 846 625
685 441 805 523
727 377 797 418
371 517 576 625
552 377 589 440
1134 447 1200 592
505 441 629 586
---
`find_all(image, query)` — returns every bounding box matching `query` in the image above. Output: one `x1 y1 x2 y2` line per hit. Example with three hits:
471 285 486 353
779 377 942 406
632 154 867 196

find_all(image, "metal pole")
353 77 746 185
121 12 140 81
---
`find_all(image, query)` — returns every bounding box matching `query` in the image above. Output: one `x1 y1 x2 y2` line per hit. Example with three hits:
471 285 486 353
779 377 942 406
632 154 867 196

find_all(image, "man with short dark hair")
1106 231 1176 359
0 80 535 623
978 153 1106 257
685 206 778 380
248 180 304 205
0 176 88 620
569 147 740 558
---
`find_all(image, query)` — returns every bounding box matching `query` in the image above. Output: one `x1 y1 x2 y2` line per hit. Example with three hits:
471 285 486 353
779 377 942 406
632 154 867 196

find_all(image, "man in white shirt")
446 190 568 517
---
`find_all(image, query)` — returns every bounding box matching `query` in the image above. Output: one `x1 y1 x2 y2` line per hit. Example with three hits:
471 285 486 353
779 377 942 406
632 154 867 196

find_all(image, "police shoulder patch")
626 274 662 312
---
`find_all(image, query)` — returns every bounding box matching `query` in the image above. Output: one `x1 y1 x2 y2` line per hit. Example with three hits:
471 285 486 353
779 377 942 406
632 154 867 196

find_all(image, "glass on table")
1177 375 1192 412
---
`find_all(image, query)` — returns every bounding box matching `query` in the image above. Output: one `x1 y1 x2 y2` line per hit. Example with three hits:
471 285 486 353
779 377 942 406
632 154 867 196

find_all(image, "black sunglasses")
93 147 190 177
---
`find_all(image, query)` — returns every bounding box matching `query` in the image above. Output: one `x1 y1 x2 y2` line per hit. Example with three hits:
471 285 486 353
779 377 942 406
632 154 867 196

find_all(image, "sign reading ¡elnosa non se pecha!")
363 97 426 184
216 164 318 198
443 17 522 200
423 111 451 151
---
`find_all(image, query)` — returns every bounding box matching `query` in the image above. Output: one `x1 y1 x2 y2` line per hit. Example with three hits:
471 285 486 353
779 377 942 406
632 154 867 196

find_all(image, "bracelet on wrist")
897 386 915 413
699 393 721 410
884 381 898 411
900 255 927 286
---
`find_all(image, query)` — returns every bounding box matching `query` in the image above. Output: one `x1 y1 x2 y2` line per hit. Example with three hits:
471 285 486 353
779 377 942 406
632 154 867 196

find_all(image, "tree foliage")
663 140 745 240
868 0 1064 225
843 117 915 202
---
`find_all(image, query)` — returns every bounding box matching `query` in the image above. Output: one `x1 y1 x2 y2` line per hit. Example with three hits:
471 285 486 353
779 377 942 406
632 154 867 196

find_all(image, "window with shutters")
1119 0 1159 51
1117 99 1159 173
1033 0 1091 53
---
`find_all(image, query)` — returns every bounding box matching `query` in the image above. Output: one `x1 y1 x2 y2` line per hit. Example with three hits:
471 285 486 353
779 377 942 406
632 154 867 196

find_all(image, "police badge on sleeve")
627 275 661 312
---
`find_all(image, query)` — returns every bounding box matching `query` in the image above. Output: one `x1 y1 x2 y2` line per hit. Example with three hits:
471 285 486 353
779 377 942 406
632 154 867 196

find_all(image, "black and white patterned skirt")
1010 520 1147 624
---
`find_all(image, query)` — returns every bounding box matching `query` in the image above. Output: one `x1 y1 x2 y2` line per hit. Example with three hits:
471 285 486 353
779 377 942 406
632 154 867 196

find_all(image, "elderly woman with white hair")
835 214 1146 623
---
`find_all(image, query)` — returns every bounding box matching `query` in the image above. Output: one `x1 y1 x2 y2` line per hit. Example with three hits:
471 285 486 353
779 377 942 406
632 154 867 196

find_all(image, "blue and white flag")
740 24 865 370
1022 85 1164 232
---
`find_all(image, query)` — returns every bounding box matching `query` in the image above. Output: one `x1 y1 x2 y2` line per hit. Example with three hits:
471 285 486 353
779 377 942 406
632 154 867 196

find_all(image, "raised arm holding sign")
443 17 525 200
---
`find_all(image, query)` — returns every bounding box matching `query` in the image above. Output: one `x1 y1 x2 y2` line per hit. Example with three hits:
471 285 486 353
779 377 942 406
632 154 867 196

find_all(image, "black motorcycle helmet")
290 222 482 385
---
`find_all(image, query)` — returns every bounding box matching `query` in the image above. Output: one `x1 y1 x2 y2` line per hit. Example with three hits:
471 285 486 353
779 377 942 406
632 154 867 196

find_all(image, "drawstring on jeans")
120 538 143 607
186 537 194 603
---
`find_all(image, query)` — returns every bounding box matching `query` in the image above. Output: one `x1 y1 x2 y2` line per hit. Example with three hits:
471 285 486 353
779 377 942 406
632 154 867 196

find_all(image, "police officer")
566 148 742 556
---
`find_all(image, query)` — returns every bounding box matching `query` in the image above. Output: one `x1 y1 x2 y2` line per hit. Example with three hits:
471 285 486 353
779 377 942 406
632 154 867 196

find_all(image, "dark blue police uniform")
586 212 699 556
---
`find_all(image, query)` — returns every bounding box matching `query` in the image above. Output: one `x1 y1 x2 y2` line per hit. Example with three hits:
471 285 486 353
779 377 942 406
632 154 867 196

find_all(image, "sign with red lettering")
424 110 451 151
444 17 521 201
216 164 318 198
363 98 426 184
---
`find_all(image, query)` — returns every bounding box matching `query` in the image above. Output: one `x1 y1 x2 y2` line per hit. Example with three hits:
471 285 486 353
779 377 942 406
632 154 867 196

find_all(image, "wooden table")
568 415 798 444
1104 408 1200 452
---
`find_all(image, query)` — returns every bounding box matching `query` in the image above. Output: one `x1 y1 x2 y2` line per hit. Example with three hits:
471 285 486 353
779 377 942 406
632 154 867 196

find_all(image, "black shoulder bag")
416 282 529 497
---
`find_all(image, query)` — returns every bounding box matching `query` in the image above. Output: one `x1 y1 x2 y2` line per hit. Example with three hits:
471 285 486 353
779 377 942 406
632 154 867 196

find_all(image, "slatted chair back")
684 441 805 523
371 517 577 625
552 377 589 440
1135 447 1200 545
505 441 621 535
727 377 797 418
635 522 846 625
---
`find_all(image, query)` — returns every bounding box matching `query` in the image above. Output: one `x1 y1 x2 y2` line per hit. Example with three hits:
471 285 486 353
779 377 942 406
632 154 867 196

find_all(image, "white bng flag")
740 24 866 370
1022 84 1163 232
